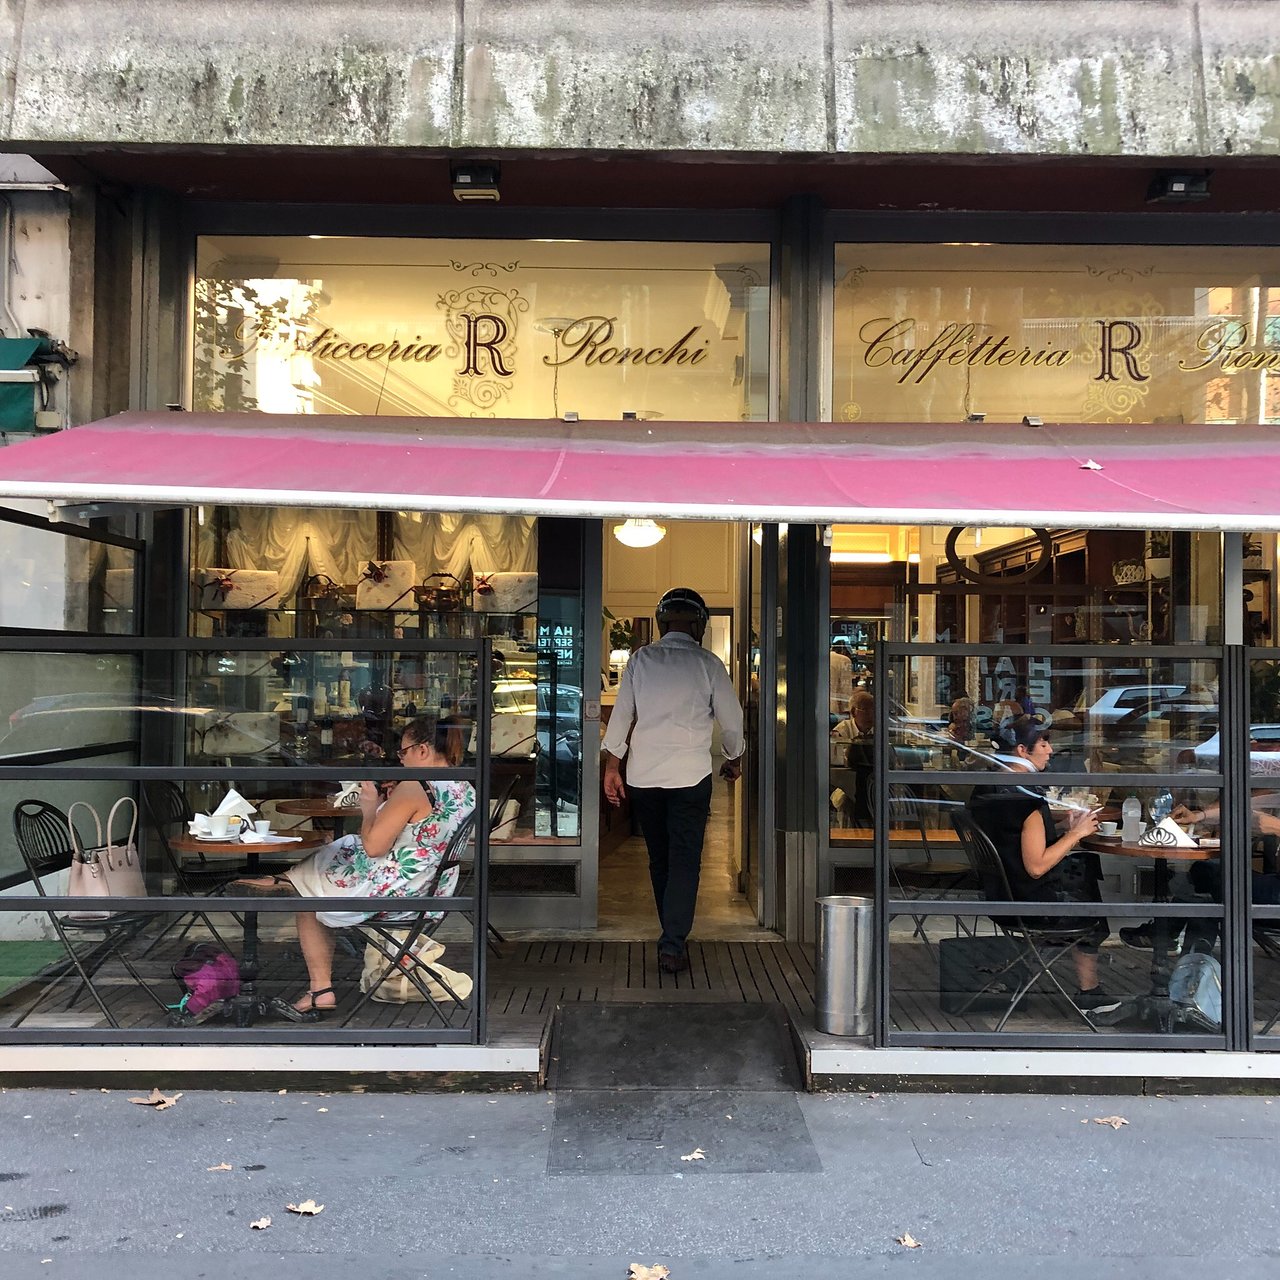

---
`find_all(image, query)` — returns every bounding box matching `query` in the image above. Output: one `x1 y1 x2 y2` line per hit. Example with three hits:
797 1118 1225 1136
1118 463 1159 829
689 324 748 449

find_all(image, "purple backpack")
171 943 241 1015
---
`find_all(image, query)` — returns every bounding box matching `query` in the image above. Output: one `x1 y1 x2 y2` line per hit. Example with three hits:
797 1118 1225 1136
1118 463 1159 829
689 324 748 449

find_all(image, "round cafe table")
1082 832 1217 1029
171 831 325 1026
273 796 364 839
274 797 362 820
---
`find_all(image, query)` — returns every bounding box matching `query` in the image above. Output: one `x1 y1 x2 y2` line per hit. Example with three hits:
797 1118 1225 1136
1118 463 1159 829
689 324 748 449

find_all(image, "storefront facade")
4 3 1280 1079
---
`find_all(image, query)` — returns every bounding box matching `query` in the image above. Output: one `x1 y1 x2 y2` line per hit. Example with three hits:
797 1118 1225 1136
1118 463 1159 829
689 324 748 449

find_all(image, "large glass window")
191 505 581 842
194 237 770 422
825 521 1232 1044
833 243 1280 426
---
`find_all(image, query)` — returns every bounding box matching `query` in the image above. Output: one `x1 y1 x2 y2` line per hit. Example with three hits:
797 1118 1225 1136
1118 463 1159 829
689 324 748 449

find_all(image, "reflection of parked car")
1085 685 1190 728
471 679 585 765
0 692 213 756
1191 725 1280 774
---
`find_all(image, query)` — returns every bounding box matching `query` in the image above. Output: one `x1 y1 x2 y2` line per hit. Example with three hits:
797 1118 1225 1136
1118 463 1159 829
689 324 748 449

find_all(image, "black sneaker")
1073 987 1123 1015
1119 923 1157 949
1119 923 1183 951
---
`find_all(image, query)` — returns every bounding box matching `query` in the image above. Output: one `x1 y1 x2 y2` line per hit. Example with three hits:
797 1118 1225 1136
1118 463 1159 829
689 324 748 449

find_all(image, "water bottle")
1121 793 1143 842
1150 789 1174 825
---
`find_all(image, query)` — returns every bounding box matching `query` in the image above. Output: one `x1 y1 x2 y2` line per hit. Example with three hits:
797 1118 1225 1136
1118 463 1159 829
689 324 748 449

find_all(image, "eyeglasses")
396 743 419 759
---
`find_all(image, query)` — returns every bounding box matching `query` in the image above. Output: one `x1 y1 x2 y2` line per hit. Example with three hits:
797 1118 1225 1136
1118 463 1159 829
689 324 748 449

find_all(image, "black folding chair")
12 799 169 1028
888 784 976 946
139 780 241 951
142 780 242 888
339 810 480 1027
950 809 1099 1032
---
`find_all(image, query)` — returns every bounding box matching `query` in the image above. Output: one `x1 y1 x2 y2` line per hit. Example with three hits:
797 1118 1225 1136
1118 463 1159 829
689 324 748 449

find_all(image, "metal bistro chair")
339 809 481 1028
887 784 976 946
142 780 244 889
12 799 169 1028
139 779 245 952
949 808 1099 1033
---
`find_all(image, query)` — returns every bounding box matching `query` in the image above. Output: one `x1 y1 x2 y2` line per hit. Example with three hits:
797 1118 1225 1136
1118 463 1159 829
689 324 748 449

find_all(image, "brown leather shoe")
658 950 689 974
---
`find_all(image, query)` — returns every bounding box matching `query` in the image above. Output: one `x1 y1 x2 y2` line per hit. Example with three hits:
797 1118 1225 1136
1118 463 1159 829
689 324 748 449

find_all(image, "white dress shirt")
829 650 854 714
602 631 745 789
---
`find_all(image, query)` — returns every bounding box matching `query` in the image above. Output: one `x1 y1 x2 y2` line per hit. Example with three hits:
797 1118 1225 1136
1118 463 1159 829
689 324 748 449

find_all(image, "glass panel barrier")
1248 652 1280 1044
0 515 137 635
879 642 1229 1045
0 637 493 1044
0 903 478 1042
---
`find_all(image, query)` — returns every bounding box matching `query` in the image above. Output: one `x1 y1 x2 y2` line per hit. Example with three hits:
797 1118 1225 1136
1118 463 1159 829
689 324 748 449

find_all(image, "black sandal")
267 987 336 1023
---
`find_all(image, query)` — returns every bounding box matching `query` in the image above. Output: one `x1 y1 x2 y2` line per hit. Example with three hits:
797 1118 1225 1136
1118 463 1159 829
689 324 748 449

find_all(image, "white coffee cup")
254 819 271 835
207 814 230 838
1098 820 1118 837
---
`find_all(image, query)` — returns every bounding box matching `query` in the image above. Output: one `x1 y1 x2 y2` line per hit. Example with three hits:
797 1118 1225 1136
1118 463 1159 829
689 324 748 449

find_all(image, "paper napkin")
1137 816 1198 849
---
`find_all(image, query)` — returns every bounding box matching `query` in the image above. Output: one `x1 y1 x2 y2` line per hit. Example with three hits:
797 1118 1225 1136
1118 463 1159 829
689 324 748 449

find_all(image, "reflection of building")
4 10 1280 1082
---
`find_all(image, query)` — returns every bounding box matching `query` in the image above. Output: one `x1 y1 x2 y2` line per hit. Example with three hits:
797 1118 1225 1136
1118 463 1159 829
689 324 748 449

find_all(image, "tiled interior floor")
594 777 774 942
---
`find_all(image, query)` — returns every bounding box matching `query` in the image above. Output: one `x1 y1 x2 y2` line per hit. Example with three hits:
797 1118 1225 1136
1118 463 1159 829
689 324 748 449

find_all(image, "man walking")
602 587 745 973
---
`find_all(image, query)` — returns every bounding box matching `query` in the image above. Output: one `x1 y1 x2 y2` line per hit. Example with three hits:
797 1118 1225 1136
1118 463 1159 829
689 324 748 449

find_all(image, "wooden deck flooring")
5 928 1280 1041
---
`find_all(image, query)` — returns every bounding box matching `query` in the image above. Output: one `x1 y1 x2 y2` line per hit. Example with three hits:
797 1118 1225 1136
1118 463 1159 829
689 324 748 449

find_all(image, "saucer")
194 832 236 842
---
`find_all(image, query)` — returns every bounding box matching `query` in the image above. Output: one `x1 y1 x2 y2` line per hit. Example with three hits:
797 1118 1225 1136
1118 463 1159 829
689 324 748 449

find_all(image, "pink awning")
0 411 1276 530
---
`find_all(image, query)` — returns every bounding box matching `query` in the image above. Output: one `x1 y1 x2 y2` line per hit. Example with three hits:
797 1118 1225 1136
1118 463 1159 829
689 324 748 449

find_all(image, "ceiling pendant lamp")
612 518 667 549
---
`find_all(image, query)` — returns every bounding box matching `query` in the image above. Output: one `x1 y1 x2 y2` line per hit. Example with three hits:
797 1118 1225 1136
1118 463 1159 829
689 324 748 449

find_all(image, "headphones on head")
655 586 709 626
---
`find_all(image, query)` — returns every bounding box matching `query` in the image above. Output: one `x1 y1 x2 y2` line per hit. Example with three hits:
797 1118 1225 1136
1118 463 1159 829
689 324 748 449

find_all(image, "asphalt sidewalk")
2 1085 1279 1277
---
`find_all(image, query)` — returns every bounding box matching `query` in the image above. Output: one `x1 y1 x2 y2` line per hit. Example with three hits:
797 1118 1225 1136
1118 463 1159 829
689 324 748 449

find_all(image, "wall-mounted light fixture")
1022 415 1044 428
451 162 501 202
1147 170 1211 204
613 519 667 549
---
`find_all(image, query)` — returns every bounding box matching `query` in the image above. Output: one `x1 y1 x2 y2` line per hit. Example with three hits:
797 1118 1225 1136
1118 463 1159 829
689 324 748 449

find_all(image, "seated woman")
967 715 1119 1016
240 713 475 1020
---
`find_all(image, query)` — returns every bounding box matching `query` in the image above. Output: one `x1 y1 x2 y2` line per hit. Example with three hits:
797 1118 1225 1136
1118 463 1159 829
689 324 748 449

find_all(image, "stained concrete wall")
0 1 1277 159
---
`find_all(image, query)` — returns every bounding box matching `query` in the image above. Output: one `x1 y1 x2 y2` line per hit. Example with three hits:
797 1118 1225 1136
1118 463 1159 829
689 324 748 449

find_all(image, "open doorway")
597 519 769 941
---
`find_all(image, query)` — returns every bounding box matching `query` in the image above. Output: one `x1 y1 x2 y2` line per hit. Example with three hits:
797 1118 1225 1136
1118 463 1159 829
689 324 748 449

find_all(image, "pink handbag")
66 798 148 920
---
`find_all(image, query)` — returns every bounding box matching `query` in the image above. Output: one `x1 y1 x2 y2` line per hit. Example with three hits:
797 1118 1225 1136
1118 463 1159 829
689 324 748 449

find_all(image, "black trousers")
628 775 714 957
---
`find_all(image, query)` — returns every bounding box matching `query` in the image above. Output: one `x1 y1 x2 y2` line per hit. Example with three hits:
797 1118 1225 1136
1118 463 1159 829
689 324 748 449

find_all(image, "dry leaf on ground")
1093 1116 1129 1130
286 1199 324 1215
206 1162 233 1172
249 1217 271 1230
128 1088 182 1110
896 1233 923 1249
679 1147 706 1162
627 1266 671 1280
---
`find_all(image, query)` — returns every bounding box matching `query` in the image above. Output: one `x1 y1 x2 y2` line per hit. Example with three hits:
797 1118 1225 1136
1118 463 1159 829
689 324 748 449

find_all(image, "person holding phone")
602 587 744 973
968 715 1119 1016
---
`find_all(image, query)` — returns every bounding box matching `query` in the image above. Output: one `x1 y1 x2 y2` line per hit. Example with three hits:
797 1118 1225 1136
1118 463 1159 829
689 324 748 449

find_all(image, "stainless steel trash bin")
815 895 873 1036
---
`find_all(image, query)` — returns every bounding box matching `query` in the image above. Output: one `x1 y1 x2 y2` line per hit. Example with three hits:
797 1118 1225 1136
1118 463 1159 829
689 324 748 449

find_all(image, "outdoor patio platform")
2 929 1279 1087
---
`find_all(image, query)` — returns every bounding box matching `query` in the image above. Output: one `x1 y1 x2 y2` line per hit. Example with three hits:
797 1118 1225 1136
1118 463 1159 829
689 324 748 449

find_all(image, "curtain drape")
196 507 537 602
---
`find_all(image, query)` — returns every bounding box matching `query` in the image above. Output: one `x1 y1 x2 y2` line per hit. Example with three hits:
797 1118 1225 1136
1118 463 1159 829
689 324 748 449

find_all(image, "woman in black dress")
968 716 1119 1015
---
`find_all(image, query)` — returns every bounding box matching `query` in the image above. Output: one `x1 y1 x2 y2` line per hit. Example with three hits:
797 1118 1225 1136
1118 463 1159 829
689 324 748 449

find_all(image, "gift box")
355 560 417 610
472 571 537 614
195 568 281 611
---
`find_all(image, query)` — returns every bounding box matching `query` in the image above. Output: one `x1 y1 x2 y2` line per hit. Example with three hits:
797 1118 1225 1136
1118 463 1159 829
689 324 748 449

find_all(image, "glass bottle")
1150 788 1174 825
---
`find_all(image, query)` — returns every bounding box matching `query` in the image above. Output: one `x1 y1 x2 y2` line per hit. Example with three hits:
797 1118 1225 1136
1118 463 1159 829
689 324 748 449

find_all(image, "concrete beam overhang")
1 1 1278 161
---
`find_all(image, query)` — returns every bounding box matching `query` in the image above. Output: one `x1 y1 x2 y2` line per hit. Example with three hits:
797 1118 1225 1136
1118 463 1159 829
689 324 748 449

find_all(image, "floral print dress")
285 781 476 928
